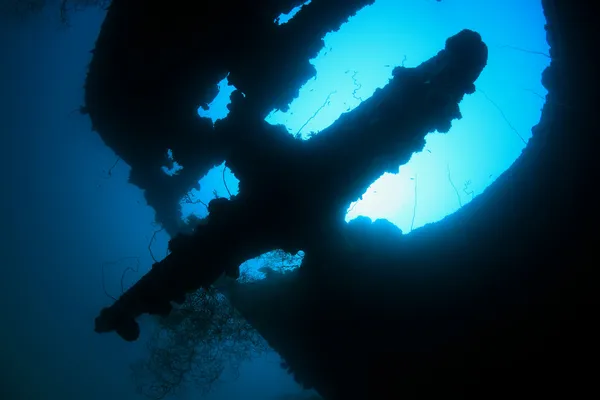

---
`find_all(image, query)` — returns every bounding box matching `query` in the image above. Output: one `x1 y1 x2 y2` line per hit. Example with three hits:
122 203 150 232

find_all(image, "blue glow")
239 249 306 280
197 74 237 123
186 0 548 236
274 0 312 25
180 161 239 222
265 0 549 233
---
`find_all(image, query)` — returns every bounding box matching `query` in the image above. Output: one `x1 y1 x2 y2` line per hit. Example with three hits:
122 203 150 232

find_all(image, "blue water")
1 1 548 399
196 0 548 234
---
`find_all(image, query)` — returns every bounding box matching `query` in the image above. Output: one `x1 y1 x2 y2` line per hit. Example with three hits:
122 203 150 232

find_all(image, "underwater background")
1 0 548 399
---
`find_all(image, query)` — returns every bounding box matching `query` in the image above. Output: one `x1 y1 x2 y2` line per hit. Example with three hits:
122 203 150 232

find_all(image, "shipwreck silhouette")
85 0 596 398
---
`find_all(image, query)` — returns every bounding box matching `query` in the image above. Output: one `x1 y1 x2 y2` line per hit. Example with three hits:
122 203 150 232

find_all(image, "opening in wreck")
166 0 549 278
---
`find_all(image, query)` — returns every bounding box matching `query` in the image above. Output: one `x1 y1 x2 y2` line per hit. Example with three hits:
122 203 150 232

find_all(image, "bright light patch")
265 0 549 233
179 162 240 223
239 249 305 281
161 148 183 176
274 0 312 25
197 74 237 124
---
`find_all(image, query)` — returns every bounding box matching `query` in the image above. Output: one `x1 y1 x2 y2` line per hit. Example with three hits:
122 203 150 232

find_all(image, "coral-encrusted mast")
94 29 488 341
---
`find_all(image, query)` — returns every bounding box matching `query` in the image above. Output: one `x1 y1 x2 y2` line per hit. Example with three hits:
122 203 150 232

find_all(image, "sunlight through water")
190 0 549 235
